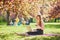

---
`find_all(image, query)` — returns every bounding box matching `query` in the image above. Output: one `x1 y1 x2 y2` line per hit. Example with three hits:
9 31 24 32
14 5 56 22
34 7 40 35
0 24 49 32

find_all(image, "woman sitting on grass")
16 15 44 36
26 15 44 35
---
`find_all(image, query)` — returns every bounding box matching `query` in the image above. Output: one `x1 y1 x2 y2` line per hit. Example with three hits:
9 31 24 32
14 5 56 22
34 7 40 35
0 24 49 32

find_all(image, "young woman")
26 15 44 35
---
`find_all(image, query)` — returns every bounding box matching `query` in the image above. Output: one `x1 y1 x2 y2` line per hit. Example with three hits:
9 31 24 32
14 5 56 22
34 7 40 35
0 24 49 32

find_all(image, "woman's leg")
27 32 38 35
27 29 43 35
37 29 43 35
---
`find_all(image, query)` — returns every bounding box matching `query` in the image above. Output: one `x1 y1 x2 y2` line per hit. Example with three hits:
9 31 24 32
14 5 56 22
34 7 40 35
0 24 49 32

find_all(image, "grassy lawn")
0 23 60 40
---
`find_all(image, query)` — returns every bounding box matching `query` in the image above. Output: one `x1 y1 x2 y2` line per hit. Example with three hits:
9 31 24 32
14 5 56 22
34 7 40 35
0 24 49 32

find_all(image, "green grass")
0 23 60 40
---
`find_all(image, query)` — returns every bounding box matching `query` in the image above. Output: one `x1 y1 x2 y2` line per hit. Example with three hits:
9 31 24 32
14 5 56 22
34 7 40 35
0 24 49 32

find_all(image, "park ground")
0 23 60 40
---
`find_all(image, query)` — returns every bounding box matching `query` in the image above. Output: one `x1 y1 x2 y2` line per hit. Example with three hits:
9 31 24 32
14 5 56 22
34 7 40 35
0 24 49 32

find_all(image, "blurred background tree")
0 0 60 25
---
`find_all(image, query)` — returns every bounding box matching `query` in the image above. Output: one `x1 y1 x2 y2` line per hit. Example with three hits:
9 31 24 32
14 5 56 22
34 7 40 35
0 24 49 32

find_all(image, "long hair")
36 15 44 30
36 15 42 26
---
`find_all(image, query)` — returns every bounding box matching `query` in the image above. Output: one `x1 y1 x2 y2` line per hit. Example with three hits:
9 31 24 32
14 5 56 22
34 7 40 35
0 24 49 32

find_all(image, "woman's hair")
36 15 44 30
36 15 42 25
36 15 41 20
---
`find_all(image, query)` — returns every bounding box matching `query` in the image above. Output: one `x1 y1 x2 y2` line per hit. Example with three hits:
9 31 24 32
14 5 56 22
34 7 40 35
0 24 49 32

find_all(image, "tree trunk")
7 10 10 25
